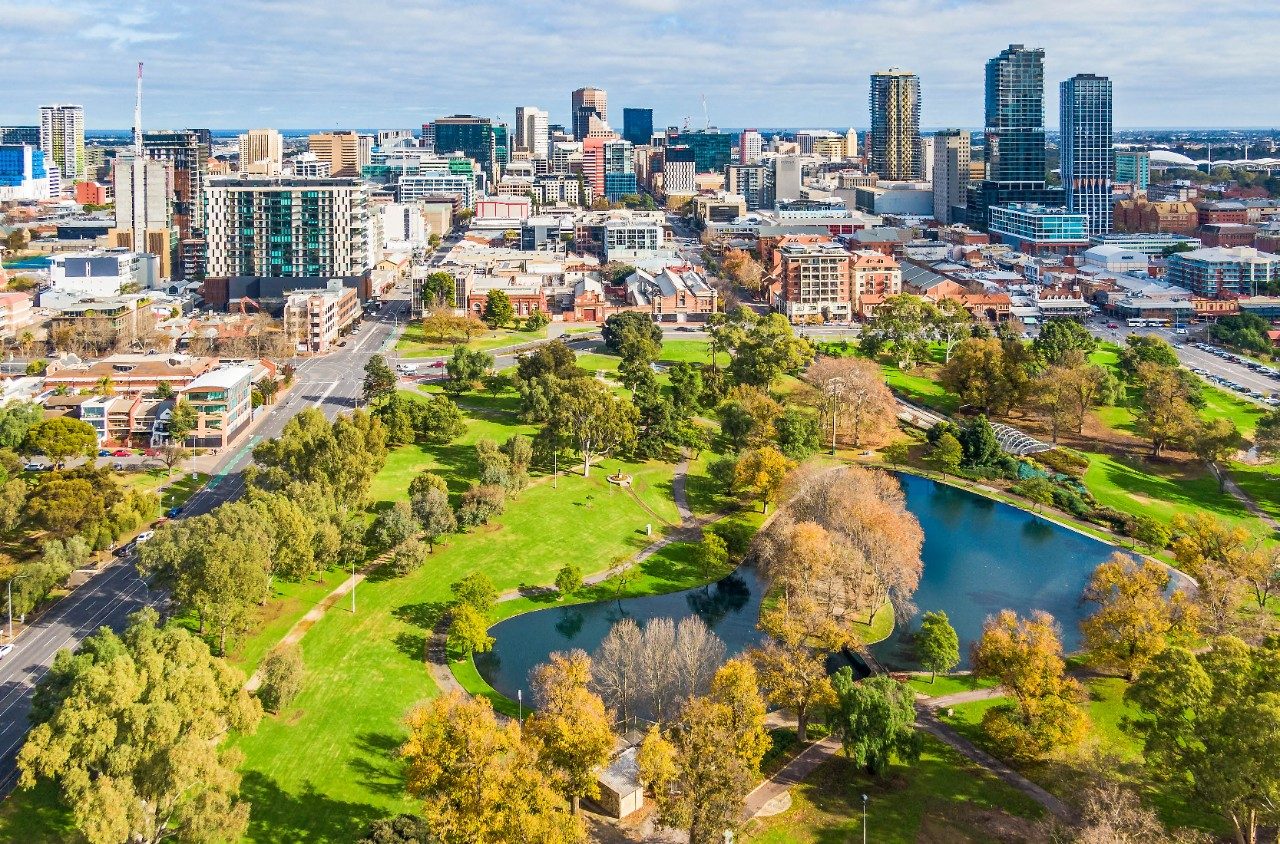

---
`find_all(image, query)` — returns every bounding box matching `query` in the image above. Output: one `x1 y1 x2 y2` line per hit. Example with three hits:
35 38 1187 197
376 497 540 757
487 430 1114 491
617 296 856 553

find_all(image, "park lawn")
1199 383 1266 438
231 463 661 842
684 449 737 517
120 469 210 506
658 338 728 367
623 459 681 525
906 673 998 698
226 569 353 676
1226 460 1280 522
0 780 79 843
395 323 546 358
744 735 1044 844
881 363 959 414
1081 450 1257 532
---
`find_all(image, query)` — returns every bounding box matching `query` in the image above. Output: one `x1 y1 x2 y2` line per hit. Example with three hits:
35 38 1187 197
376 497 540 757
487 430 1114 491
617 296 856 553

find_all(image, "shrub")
457 484 506 529
1036 448 1090 478
257 642 305 713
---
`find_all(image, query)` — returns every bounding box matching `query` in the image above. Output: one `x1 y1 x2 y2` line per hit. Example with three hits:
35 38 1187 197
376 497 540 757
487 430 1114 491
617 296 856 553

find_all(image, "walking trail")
1221 467 1280 530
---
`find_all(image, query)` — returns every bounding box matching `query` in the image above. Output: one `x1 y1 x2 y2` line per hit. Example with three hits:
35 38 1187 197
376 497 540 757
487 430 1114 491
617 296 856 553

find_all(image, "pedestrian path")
741 735 842 820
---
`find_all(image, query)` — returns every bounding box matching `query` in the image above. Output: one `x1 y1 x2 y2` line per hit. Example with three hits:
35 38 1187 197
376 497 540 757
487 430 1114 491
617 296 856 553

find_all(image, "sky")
3 0 1276 131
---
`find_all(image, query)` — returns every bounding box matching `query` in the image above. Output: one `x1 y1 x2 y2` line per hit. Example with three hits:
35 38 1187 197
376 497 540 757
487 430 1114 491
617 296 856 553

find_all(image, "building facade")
1115 150 1150 191
39 104 85 182
571 88 607 140
308 131 361 177
239 128 283 173
603 139 637 201
931 129 971 224
431 116 496 177
622 108 653 147
1165 246 1280 298
1060 74 1113 236
143 129 210 245
514 106 549 159
726 164 766 211
869 68 923 180
739 129 763 165
988 203 1089 255
282 283 360 352
0 144 48 201
666 130 733 174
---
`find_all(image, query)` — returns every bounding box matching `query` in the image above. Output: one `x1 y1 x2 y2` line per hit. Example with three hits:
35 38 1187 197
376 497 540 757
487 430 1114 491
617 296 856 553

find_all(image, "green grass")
395 324 547 358
684 449 736 517
623 460 681 525
906 673 998 698
0 780 79 844
1226 460 1280 523
1081 450 1257 532
658 339 729 367
121 469 210 506
226 569 352 675
1199 384 1267 438
745 735 1044 843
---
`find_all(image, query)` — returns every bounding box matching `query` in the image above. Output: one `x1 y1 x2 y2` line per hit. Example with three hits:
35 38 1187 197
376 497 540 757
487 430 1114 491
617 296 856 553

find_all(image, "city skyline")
4 0 1276 130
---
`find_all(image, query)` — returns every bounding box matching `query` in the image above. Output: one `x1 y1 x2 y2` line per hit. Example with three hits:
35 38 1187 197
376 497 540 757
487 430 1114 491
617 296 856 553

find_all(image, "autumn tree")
750 608 837 742
591 616 726 725
1169 513 1257 633
829 670 922 775
732 446 794 513
915 610 960 682
805 355 897 449
18 608 262 844
1133 361 1198 457
1126 636 1280 844
721 248 765 295
402 691 585 844
525 650 614 814
971 609 1088 759
1035 351 1119 441
1080 553 1200 680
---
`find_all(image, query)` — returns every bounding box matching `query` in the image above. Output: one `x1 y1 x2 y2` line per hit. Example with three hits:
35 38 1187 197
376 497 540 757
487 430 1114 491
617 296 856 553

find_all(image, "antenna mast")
133 62 144 156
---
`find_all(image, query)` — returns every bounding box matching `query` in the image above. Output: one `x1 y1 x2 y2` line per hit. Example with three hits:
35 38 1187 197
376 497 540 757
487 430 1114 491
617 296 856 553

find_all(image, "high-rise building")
144 130 210 241
0 127 39 146
493 123 509 172
204 177 372 278
622 108 653 147
726 163 766 211
932 130 971 224
515 106 549 158
238 129 283 174
967 44 1061 230
1060 74 1114 236
0 145 49 201
39 104 85 182
308 131 361 177
571 87 607 140
1115 150 1150 191
431 115 497 176
739 129 763 165
663 147 696 196
770 156 802 206
666 129 733 175
112 155 172 275
869 69 923 180
603 139 637 201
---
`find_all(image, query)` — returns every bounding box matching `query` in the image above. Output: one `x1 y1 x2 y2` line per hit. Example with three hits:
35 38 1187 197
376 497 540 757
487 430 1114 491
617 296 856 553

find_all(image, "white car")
0 643 13 660
135 530 155 545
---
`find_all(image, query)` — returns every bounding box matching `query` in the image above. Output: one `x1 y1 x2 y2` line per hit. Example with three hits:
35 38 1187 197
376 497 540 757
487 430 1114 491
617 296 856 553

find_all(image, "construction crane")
701 94 710 130
237 296 262 315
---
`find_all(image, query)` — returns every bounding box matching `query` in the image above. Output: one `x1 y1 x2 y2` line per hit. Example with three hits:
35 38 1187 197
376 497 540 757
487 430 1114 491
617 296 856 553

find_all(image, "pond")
475 472 1119 700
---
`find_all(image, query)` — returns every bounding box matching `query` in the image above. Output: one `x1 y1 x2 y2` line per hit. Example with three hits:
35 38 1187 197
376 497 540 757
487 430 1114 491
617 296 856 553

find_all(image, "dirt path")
243 571 366 692
919 687 1008 708
1222 468 1280 530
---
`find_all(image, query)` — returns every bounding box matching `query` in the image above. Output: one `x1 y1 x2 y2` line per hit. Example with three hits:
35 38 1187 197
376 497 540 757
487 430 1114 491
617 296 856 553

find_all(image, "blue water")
476 473 1117 699
1 256 50 270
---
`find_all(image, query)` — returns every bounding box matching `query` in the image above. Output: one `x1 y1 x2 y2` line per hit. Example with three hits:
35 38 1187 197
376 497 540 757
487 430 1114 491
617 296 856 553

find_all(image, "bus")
1126 317 1170 328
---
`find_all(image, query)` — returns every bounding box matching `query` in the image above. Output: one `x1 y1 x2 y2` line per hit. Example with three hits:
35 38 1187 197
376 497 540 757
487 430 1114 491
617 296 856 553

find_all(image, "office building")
515 106 549 158
663 147 696 196
398 173 476 208
177 365 256 448
48 249 160 297
603 139 637 201
290 152 331 178
666 129 733 174
932 130 971 224
144 130 210 244
1060 74 1113 236
622 108 654 147
39 104 85 181
739 129 763 165
571 87 607 140
204 177 372 278
239 128 283 174
308 131 361 177
770 156 802 206
1166 246 1280 298
431 115 497 177
283 282 360 353
0 144 49 201
726 163 766 211
869 69 923 180
376 129 415 149
987 203 1089 255
111 155 172 275
967 45 1061 229
0 127 39 145
1115 149 1150 191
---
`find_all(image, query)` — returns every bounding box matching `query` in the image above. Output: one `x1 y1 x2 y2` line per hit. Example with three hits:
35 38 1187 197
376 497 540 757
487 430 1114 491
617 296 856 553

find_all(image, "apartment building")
282 283 360 352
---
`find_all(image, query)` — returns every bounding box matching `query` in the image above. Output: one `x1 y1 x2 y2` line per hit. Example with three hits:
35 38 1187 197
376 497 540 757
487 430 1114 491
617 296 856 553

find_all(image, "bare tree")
592 615 727 726
805 357 898 450
592 617 643 725
638 618 678 723
670 616 727 706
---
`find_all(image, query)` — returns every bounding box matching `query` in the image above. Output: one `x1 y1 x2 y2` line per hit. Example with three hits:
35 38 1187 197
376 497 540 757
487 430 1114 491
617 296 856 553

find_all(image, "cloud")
0 0 1274 128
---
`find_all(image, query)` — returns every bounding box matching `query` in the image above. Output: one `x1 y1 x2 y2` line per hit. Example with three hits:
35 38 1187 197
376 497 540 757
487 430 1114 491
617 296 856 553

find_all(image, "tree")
1119 334 1180 377
451 572 496 613
930 431 962 478
26 417 98 465
773 406 820 459
1255 407 1280 459
1169 512 1257 632
1126 637 1280 844
721 248 765 295
411 487 456 552
546 377 638 477
1081 553 1199 680
257 642 305 713
940 337 1038 416
373 501 418 551
732 446 794 513
164 397 199 446
915 610 960 682
525 650 614 813
829 670 923 776
1133 361 1198 457
0 401 44 450
1014 475 1055 512
728 313 814 388
805 356 897 450
443 346 494 395
716 385 782 450
554 564 583 598
1192 417 1243 491
1130 514 1171 553
970 610 1088 759
525 309 550 331
881 439 910 467
668 362 705 414
481 289 515 328
18 609 262 844
447 603 494 659
363 354 398 405
601 311 661 354
860 294 932 370
401 691 584 844
750 621 836 743
420 271 454 308
1034 318 1097 365
1036 352 1119 440
357 815 436 844
697 531 729 581
929 298 972 363
157 442 190 477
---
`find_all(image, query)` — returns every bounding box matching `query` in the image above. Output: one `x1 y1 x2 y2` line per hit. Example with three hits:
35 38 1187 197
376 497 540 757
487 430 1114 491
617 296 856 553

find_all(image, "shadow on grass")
392 601 449 632
240 771 385 844
346 731 407 798
393 631 427 661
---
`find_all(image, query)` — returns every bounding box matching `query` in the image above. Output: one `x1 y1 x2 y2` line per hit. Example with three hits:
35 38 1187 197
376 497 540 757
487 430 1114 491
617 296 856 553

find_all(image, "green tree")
1192 417 1243 491
1014 475 1055 512
859 294 931 370
930 431 962 479
668 362 705 414
546 377 638 477
451 571 497 613
602 310 662 354
729 312 815 388
481 289 515 328
410 487 456 552
419 271 455 308
447 602 494 658
362 354 398 405
774 406 820 459
881 439 910 467
829 670 922 776
443 346 494 395
165 397 199 446
0 402 44 450
373 501 418 551
1126 636 1280 844
697 530 729 581
257 641 305 713
1119 334 1179 377
555 564 583 598
26 417 98 466
18 608 262 844
1033 318 1098 365
915 610 960 682
1255 407 1280 459
1134 361 1199 457
1130 514 1171 553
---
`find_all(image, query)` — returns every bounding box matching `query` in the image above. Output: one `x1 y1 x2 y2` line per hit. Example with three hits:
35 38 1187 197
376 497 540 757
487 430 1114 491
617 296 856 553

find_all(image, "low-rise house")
624 267 717 322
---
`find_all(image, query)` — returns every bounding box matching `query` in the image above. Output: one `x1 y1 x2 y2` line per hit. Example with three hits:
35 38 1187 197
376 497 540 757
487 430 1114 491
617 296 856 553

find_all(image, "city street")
0 291 409 796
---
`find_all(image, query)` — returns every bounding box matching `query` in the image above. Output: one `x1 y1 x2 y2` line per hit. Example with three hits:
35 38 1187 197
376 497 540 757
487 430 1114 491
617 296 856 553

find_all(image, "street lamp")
824 377 847 456
350 561 356 614
7 574 28 640
517 689 523 724
861 793 868 844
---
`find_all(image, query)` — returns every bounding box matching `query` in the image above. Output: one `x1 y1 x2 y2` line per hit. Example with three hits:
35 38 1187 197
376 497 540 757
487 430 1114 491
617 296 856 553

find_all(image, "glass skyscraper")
603 139 637 201
431 115 496 177
622 108 654 147
869 69 923 180
967 44 1061 230
1060 74 1113 235
665 130 733 175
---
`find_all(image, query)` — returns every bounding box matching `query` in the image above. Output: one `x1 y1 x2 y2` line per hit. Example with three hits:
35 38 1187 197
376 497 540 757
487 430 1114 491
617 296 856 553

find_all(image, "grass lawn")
121 469 210 506
1199 384 1266 438
659 338 729 367
906 673 998 698
1226 460 1280 523
745 735 1044 843
623 459 681 525
685 449 736 517
1081 450 1257 532
395 324 547 358
0 780 78 844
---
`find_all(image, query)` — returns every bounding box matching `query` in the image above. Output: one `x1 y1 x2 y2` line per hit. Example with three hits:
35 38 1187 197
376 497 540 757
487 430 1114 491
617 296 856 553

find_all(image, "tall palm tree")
94 375 114 396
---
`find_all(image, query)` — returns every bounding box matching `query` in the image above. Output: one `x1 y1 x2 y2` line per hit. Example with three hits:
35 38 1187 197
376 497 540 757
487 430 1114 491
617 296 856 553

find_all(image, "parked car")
23 462 45 472
135 530 155 545
112 449 131 457
115 542 136 558
0 643 13 660
166 506 183 518
98 449 112 457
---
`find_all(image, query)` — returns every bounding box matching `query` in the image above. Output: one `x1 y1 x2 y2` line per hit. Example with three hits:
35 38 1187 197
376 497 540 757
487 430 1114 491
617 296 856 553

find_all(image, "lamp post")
7 574 28 640
861 793 868 844
517 689 523 724
350 561 356 614
824 377 847 456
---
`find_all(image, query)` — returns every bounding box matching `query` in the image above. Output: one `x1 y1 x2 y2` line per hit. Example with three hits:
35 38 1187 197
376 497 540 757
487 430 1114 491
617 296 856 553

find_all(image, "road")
0 292 410 797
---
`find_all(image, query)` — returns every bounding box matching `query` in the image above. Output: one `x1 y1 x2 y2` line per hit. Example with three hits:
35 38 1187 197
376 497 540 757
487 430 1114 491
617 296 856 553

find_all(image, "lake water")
475 473 1118 699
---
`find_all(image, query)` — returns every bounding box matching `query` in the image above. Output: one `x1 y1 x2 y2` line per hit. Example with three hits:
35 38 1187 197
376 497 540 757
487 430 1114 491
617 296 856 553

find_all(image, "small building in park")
592 746 644 819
